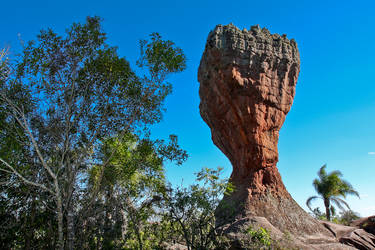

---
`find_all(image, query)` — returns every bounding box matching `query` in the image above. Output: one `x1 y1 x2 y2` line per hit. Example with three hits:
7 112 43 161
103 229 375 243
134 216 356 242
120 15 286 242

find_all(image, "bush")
239 226 272 249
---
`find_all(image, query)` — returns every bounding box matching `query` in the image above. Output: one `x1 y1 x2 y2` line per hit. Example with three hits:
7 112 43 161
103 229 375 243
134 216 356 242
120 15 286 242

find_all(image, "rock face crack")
198 24 329 237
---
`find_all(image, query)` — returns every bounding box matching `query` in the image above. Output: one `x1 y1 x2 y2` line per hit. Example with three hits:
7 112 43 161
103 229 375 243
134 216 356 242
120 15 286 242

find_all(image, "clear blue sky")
2 0 374 216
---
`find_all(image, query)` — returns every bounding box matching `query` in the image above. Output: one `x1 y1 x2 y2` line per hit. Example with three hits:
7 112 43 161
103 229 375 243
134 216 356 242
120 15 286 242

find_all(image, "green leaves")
308 165 359 221
164 167 233 249
0 48 10 84
156 134 188 166
135 32 187 127
313 165 359 200
90 132 165 194
137 32 186 79
245 227 272 247
1 16 188 249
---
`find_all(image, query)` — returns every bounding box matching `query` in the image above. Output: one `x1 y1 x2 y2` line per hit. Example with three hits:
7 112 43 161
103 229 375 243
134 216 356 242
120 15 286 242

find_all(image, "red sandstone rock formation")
198 23 375 249
198 24 324 235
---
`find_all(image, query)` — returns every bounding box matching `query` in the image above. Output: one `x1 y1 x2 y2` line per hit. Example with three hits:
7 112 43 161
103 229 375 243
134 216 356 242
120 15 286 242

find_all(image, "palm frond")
341 180 360 198
329 170 343 177
317 165 327 180
310 164 359 217
312 179 321 194
331 197 350 211
341 179 354 189
330 205 336 216
306 196 320 212
346 189 360 198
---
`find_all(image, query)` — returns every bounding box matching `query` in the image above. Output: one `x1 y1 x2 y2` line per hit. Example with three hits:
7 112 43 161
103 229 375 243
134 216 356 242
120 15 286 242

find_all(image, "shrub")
245 226 271 248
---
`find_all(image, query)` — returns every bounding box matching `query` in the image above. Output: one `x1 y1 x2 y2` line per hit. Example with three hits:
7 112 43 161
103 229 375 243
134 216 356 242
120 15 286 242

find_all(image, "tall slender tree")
306 165 360 221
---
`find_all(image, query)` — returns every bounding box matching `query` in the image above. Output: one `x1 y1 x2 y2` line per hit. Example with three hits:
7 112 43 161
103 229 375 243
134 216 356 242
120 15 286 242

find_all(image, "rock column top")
199 24 300 116
206 24 299 64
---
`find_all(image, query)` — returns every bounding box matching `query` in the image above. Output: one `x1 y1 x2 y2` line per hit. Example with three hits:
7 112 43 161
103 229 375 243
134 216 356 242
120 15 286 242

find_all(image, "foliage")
310 206 360 226
0 48 9 81
0 16 186 249
306 165 360 221
137 32 186 84
239 226 295 250
245 227 272 247
80 132 186 250
338 209 360 225
163 167 234 250
310 207 328 220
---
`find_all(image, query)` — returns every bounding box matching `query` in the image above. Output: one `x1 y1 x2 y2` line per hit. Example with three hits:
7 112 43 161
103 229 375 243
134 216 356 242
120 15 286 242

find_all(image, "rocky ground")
223 215 375 249
164 216 375 249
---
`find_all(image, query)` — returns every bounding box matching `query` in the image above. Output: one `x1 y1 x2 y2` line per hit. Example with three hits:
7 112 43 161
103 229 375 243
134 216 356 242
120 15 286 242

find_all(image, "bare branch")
18 110 57 181
0 157 54 194
0 92 59 183
0 168 13 174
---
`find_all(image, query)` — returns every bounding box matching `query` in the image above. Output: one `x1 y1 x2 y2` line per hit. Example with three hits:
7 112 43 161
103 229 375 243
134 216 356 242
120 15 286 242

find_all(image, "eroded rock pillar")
198 24 323 235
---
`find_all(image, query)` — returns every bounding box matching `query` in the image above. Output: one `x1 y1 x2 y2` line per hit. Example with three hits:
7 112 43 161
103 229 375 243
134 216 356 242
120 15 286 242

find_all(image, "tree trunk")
324 198 331 221
55 181 64 250
66 166 75 250
121 208 127 240
25 198 36 250
126 197 143 250
67 208 75 250
103 190 113 248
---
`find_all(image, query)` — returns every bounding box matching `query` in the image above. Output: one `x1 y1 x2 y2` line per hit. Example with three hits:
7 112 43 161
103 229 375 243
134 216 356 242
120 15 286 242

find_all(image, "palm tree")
306 165 360 221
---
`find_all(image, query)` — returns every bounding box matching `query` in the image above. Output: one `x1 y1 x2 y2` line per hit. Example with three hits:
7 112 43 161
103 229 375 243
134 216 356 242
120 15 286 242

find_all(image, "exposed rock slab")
222 216 357 249
321 221 357 239
351 215 375 235
339 229 375 250
322 220 375 249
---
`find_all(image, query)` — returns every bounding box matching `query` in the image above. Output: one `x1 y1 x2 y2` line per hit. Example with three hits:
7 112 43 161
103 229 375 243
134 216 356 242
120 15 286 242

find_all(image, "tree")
163 167 234 250
81 133 186 249
1 48 50 248
338 210 360 226
0 16 186 249
306 165 360 221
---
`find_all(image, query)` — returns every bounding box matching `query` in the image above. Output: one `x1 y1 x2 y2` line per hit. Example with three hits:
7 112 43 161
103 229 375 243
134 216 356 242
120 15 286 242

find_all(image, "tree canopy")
0 16 187 249
306 165 359 221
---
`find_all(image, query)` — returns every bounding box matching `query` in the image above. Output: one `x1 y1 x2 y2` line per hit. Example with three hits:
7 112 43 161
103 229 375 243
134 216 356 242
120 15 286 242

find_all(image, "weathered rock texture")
351 215 375 235
322 221 375 249
197 24 375 249
197 23 375 249
198 24 324 236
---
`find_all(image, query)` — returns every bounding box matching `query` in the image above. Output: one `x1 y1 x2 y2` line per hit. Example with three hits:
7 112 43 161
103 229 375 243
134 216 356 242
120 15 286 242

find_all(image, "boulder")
339 229 375 250
321 220 375 250
221 216 356 249
351 215 375 235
